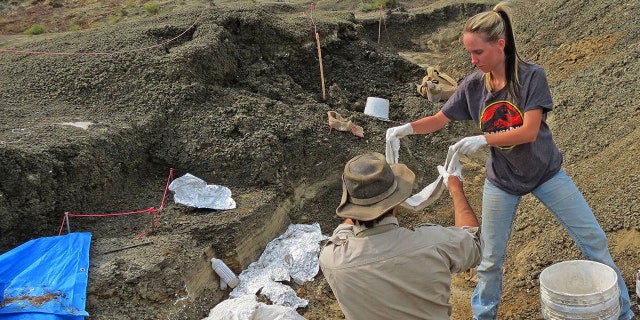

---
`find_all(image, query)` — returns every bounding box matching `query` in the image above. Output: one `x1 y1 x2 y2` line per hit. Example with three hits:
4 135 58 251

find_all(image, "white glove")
386 123 414 140
385 137 400 164
437 163 463 188
385 123 413 164
452 135 487 155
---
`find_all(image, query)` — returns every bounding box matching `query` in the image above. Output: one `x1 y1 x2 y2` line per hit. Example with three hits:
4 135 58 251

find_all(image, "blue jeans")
471 169 634 320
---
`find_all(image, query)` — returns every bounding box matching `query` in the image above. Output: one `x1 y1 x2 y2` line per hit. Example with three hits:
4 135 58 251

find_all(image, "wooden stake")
378 6 383 44
315 32 326 101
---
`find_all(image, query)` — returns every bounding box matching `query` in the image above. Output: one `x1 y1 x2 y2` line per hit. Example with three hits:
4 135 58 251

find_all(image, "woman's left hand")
453 135 487 154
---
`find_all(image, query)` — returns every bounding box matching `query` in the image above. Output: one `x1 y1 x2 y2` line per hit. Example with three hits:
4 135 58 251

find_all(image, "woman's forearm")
410 110 451 135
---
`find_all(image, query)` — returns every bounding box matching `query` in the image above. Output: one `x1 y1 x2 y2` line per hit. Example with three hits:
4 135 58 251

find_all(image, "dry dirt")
1 0 639 319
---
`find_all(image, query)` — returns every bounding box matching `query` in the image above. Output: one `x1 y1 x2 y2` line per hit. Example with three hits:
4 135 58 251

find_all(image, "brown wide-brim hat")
336 152 415 221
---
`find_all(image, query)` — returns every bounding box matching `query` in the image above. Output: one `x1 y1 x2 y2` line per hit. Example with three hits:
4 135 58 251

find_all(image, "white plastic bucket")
364 97 389 121
539 260 620 320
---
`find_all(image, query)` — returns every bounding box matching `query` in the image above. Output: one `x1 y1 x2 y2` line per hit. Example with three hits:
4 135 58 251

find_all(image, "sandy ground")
1 0 639 319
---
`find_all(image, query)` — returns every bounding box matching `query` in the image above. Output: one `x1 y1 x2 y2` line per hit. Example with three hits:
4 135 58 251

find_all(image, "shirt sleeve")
442 226 483 273
441 71 483 121
460 226 480 238
521 64 554 113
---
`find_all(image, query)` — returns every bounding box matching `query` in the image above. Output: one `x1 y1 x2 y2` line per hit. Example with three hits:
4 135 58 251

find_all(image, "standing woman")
385 2 634 320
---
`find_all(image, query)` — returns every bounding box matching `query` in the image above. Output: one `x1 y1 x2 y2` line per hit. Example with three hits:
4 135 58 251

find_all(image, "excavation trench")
0 2 489 318
4 0 640 319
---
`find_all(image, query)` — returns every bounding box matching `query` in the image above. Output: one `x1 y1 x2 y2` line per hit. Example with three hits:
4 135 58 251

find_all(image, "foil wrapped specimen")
168 173 236 210
229 223 328 309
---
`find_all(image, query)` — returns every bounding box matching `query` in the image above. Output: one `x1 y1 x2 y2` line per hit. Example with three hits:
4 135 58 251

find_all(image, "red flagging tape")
58 168 174 238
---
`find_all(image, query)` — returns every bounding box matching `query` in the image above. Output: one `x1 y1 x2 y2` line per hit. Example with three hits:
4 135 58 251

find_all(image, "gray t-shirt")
442 63 562 195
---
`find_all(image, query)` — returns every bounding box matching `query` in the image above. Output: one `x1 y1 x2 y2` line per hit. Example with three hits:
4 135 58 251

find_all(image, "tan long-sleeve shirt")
319 217 481 320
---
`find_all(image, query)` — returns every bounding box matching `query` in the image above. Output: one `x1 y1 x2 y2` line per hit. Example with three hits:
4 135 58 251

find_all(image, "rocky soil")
0 0 639 319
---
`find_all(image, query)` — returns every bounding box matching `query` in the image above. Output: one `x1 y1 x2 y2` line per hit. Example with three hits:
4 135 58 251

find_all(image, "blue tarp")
0 232 91 319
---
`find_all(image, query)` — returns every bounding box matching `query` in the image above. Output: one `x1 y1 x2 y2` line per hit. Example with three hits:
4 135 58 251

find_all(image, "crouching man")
320 152 482 319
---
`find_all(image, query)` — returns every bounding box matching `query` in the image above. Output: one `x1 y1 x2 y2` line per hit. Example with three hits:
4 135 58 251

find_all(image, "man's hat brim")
336 163 415 221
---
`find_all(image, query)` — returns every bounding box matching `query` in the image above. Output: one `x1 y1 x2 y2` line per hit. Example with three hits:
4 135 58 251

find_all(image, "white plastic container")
364 97 389 121
211 258 240 289
539 260 620 320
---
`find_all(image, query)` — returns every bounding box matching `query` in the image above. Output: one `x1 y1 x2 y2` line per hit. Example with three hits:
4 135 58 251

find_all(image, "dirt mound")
1 0 639 319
